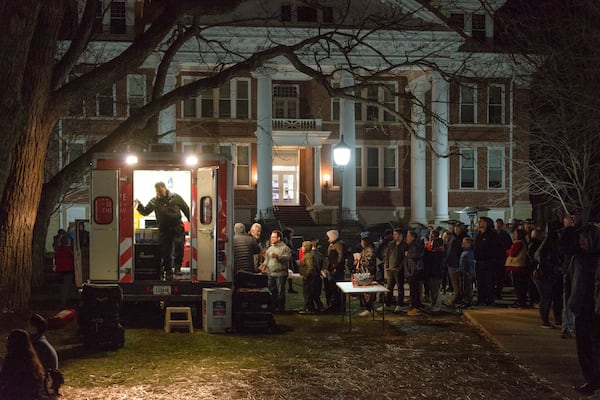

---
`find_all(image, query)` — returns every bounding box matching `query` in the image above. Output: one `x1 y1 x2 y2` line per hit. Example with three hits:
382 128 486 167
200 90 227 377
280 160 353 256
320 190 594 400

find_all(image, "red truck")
84 152 234 304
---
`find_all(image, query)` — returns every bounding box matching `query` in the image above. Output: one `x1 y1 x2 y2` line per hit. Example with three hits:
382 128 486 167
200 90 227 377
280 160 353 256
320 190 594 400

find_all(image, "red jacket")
54 245 74 273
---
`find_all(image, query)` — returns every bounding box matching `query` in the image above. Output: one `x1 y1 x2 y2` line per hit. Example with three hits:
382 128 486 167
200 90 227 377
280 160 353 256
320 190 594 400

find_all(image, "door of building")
272 148 299 206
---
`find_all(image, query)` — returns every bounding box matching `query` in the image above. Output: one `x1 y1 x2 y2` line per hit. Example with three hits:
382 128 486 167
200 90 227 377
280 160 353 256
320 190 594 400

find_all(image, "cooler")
202 288 232 333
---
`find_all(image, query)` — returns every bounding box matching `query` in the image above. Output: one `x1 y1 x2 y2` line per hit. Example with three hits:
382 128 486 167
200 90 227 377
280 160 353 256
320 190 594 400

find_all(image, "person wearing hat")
325 230 346 313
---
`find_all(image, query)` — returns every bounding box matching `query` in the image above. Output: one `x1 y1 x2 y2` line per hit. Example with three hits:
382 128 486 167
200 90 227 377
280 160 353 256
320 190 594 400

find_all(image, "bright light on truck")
185 155 198 166
125 154 138 165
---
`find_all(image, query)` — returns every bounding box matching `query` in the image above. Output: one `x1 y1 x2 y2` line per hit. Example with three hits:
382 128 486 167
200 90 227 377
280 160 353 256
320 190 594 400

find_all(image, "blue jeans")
268 275 288 312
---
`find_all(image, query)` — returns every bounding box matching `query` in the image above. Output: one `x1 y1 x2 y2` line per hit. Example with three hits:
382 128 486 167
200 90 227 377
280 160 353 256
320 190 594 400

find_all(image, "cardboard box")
202 288 232 333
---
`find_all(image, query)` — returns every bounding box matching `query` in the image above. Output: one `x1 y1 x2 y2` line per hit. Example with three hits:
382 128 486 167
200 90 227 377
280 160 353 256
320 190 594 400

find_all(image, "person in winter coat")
27 314 58 372
404 230 425 316
355 235 377 317
325 230 346 313
53 235 74 309
260 230 292 312
423 230 446 312
533 221 564 328
135 181 190 277
505 229 530 308
459 237 475 307
233 223 260 275
0 329 52 400
474 217 505 306
564 224 600 396
380 228 407 313
299 240 323 313
445 223 469 307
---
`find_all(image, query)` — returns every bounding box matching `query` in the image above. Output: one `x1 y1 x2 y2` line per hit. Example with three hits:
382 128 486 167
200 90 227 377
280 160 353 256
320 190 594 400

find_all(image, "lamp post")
333 135 351 232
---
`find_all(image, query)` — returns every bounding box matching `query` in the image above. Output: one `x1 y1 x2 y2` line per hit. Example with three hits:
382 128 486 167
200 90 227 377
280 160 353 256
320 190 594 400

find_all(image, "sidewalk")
463 303 587 399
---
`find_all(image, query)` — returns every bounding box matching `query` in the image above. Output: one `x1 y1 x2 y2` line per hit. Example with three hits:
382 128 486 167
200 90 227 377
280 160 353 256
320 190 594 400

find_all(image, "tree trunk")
0 121 53 311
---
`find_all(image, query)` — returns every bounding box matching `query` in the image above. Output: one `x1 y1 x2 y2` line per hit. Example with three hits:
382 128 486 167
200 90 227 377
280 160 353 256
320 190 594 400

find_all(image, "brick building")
49 0 532 245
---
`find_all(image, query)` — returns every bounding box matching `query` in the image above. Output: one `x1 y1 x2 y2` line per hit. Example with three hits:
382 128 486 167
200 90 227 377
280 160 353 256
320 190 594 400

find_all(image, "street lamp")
333 134 351 232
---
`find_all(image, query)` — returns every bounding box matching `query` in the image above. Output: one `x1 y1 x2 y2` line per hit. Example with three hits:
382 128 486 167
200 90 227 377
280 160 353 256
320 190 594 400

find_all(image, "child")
459 237 475 308
53 235 74 309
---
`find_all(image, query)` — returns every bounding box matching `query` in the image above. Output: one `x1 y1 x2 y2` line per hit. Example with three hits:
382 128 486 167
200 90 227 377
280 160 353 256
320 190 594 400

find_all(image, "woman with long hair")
0 329 51 400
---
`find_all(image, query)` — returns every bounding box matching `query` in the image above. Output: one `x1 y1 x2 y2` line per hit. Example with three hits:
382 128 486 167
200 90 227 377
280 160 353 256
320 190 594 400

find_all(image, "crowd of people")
232 209 600 396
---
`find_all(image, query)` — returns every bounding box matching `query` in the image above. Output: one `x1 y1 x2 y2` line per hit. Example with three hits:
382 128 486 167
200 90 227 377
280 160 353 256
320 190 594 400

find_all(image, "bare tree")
495 0 600 221
1 0 513 311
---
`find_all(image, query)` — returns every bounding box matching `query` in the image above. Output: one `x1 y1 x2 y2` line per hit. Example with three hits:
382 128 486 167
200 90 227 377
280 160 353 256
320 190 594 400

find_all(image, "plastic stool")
164 307 194 333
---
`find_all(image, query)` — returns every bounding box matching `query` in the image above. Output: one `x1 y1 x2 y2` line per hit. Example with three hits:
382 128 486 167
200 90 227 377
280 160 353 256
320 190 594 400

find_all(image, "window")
331 82 398 122
366 147 379 187
181 77 250 119
383 147 396 187
110 0 126 34
235 145 251 187
97 85 114 117
281 5 292 22
68 98 85 117
471 14 486 41
488 148 504 188
322 7 333 23
273 85 299 119
65 141 85 166
219 81 231 118
280 5 332 23
353 146 397 188
297 6 317 22
459 84 476 124
235 80 250 119
95 0 104 33
460 148 476 189
127 74 146 115
355 147 362 187
449 13 464 29
488 84 504 124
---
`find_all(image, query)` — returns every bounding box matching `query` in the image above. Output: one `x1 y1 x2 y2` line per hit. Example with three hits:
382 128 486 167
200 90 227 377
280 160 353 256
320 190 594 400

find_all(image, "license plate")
152 285 171 295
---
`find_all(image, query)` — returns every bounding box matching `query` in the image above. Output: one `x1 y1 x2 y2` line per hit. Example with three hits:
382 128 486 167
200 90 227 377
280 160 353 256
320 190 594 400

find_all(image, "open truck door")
196 167 218 281
89 169 120 281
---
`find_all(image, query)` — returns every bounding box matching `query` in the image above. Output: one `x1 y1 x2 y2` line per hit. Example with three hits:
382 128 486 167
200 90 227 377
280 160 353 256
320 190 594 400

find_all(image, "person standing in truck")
135 181 190 279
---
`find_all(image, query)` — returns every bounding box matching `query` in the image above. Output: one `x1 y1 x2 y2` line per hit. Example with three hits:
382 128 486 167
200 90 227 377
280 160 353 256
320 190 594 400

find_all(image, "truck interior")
133 170 192 281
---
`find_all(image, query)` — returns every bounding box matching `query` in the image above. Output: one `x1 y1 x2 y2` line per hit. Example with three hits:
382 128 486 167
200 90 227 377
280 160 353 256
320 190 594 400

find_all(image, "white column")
158 71 177 144
429 71 450 224
252 67 275 220
407 75 431 225
339 72 357 221
313 146 323 208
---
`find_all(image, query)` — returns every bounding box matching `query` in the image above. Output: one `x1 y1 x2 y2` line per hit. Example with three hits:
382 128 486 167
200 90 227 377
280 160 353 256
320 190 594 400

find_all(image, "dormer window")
110 0 126 34
449 13 464 30
448 12 489 41
297 6 317 22
471 14 486 41
280 4 334 24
